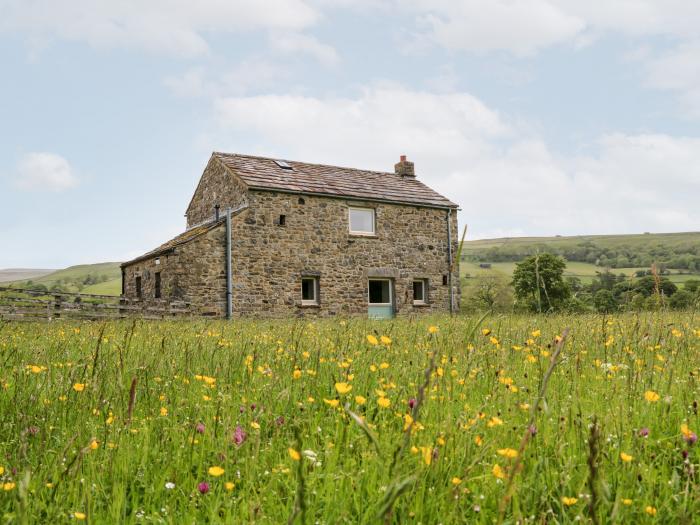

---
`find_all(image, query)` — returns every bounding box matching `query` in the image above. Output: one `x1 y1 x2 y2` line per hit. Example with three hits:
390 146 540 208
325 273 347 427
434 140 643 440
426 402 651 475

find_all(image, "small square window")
349 207 375 235
413 279 427 304
301 277 319 305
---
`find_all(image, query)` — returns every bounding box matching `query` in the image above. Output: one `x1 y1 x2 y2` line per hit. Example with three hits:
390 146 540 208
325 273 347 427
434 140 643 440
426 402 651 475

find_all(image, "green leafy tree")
512 253 570 312
594 289 617 313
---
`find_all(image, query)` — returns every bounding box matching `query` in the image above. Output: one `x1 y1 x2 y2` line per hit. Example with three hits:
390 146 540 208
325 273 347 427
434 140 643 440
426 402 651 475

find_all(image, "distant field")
81 277 122 295
461 231 700 255
461 261 699 285
0 268 56 283
4 262 122 295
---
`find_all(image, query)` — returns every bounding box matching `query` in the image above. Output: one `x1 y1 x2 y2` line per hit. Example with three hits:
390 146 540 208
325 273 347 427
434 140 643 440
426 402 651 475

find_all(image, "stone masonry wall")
186 156 249 229
228 190 460 317
122 226 227 316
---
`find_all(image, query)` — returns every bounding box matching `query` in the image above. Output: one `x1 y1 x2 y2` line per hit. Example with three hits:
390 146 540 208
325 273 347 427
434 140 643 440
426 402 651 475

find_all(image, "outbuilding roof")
121 218 225 267
212 152 458 209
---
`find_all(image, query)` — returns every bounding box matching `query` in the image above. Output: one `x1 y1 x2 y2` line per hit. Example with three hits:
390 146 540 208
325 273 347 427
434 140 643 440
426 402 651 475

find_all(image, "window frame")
368 278 393 306
412 279 428 305
301 276 319 306
348 206 376 236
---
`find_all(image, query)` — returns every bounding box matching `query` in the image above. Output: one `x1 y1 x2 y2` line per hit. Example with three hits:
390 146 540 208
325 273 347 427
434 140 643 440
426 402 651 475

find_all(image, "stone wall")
127 177 460 318
185 156 250 228
228 190 460 317
122 226 227 316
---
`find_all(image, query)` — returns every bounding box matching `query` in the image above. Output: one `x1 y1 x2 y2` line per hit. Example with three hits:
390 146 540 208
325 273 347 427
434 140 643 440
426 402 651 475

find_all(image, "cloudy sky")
1 1 699 268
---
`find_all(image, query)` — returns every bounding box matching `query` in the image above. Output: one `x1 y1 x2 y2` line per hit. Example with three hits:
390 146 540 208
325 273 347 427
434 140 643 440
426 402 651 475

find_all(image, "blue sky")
1 0 699 268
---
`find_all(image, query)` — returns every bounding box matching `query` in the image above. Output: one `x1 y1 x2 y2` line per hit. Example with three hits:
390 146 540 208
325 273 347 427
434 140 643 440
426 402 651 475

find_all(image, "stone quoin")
121 152 460 318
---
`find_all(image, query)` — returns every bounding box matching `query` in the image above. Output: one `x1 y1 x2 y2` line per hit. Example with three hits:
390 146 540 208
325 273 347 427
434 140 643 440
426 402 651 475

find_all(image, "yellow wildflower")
451 477 462 485
561 497 578 506
225 481 235 491
367 335 379 345
492 464 506 479
288 448 301 461
428 326 439 334
335 382 352 395
293 369 302 379
497 448 518 459
487 416 503 427
622 498 633 505
378 397 391 408
355 395 366 405
620 452 633 462
73 383 85 392
323 399 339 408
74 512 86 520
644 390 660 402
380 336 392 345
645 506 657 516
208 466 225 477
160 407 168 416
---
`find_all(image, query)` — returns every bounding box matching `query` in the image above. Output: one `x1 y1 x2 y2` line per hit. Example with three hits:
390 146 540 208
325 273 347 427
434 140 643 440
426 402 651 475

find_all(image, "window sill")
349 232 378 239
412 302 430 307
299 303 320 308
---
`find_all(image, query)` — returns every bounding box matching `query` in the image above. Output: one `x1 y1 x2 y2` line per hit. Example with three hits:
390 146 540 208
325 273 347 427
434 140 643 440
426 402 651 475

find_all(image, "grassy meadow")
2 314 700 523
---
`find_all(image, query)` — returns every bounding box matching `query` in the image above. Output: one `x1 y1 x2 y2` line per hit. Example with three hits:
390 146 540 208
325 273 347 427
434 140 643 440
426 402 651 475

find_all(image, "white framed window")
348 207 375 235
301 277 319 305
368 278 392 305
413 279 428 304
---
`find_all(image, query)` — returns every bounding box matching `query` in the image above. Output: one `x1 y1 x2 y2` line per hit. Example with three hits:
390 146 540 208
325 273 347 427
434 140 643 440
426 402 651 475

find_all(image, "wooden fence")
0 286 194 321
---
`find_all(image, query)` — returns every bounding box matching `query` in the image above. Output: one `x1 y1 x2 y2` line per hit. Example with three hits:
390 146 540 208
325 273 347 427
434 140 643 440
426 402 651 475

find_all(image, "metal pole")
225 207 232 320
447 209 454 315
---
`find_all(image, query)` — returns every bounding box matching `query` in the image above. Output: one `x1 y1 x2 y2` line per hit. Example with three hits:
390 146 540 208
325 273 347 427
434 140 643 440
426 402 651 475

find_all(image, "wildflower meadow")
1 313 699 523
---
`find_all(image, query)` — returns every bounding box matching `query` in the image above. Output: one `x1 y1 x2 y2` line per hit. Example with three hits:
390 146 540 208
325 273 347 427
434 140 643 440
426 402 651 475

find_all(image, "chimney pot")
400 154 406 162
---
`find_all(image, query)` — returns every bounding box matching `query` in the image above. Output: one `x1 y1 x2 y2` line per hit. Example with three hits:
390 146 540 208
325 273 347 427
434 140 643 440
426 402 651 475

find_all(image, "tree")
512 253 570 312
594 289 617 313
669 290 696 310
465 274 513 311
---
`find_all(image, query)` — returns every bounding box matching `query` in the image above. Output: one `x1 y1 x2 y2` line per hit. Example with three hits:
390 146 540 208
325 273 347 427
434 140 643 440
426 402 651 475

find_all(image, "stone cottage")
121 152 460 318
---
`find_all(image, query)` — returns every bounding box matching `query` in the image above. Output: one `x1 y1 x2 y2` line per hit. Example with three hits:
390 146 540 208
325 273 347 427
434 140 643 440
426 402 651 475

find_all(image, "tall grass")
0 313 699 523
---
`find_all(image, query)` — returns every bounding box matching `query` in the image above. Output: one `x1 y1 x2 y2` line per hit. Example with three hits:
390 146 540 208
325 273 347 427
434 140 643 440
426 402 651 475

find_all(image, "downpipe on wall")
447 208 454 315
226 207 232 320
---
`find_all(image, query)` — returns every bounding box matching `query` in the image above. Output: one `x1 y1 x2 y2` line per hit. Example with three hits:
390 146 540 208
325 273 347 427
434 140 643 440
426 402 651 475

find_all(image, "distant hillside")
462 232 700 271
0 268 56 283
4 262 122 296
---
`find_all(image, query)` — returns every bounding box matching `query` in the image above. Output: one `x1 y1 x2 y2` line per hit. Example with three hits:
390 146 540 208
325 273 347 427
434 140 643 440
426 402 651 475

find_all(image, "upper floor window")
348 207 375 235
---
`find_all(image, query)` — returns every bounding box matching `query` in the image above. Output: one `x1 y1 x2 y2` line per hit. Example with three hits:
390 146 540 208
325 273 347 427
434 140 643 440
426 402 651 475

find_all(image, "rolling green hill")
4 262 122 296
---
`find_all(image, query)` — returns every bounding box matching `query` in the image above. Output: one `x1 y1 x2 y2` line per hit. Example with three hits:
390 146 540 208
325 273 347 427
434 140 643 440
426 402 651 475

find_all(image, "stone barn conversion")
121 152 460 318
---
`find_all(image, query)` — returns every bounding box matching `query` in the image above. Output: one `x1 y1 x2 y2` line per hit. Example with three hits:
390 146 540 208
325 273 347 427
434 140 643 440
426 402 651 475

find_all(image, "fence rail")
0 286 195 321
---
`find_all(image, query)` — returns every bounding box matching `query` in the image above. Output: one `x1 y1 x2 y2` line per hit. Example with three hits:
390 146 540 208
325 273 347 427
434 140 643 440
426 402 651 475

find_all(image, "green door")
368 279 394 319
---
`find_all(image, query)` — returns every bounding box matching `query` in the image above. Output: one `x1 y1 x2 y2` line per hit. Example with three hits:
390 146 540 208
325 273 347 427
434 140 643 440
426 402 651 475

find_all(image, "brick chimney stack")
394 155 415 178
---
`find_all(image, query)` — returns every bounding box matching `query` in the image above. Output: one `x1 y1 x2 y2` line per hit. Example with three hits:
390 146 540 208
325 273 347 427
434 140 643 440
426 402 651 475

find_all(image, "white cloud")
15 152 78 191
643 40 700 117
210 85 700 237
164 60 290 98
0 0 319 57
412 0 585 56
269 32 340 65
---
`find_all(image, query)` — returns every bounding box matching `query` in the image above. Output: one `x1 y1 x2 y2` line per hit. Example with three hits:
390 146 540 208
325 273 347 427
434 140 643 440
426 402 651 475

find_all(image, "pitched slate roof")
121 218 225 267
212 152 458 209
